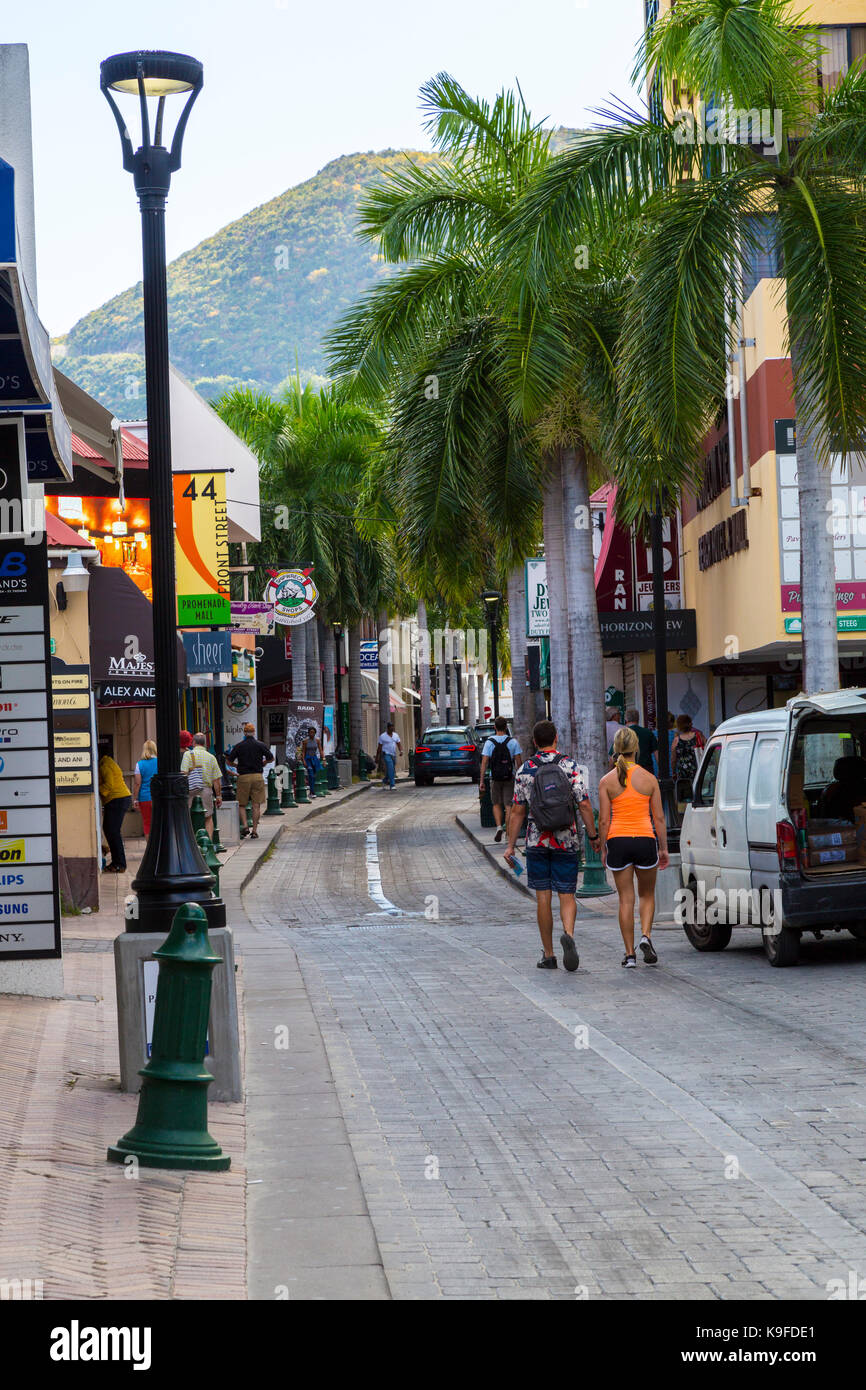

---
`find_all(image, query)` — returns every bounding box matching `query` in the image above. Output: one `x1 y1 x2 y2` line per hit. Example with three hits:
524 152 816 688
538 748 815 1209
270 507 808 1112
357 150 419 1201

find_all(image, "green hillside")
53 132 583 416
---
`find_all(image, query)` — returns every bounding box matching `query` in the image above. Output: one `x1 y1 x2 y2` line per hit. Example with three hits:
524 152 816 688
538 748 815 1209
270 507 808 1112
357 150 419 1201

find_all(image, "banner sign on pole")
182 631 233 676
263 568 318 627
229 601 274 636
174 472 231 627
525 558 549 637
359 641 378 671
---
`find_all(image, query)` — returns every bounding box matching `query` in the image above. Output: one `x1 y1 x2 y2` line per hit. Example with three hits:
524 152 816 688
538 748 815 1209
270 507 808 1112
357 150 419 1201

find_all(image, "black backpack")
528 755 575 832
489 737 514 782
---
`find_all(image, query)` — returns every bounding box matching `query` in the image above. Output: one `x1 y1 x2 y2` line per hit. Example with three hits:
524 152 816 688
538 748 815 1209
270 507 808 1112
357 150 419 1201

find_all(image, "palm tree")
328 75 611 780
216 380 396 771
506 0 866 694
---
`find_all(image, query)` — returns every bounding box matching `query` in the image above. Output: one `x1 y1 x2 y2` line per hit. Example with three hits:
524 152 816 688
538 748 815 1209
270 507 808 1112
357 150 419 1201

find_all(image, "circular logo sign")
264 568 318 627
226 687 252 714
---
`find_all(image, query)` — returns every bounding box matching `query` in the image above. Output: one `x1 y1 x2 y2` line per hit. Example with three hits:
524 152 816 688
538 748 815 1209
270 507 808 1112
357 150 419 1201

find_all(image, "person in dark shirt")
226 723 274 838
623 707 658 774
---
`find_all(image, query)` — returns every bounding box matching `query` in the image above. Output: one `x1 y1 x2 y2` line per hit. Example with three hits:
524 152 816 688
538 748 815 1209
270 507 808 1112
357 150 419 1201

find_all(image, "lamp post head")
481 588 502 625
100 50 203 203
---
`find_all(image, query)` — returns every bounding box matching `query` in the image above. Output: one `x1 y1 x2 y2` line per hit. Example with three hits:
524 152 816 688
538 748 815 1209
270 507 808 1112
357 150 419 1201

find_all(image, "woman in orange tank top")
598 726 669 969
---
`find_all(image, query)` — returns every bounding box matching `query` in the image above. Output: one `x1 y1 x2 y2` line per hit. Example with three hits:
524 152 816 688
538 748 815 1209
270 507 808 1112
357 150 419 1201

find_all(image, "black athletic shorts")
605 836 659 871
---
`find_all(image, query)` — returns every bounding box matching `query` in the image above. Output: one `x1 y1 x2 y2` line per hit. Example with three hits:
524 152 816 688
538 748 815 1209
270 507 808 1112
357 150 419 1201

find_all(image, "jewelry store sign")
0 535 61 959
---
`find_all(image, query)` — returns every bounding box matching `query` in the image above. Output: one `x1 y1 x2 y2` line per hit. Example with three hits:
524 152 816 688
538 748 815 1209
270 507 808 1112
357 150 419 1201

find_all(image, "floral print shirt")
512 751 590 851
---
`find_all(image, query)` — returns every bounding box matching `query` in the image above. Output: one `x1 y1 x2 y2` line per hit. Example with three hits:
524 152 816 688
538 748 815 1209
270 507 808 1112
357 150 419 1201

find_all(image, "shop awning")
0 156 71 480
360 671 407 711
46 510 92 550
54 369 124 501
89 565 186 700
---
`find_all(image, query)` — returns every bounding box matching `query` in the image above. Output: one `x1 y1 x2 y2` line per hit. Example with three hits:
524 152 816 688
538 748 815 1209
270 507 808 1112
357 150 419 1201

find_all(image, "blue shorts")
524 847 579 894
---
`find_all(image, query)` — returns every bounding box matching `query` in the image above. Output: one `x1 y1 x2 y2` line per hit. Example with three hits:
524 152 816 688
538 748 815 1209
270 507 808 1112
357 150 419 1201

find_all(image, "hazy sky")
13 0 644 336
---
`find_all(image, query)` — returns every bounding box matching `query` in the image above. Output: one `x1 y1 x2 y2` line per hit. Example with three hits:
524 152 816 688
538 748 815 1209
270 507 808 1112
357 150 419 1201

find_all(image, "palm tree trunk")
543 451 569 737
291 622 307 700
506 562 531 754
319 619 335 705
417 599 432 729
306 617 322 701
561 445 607 793
466 658 476 726
790 338 839 694
348 623 363 773
377 608 391 732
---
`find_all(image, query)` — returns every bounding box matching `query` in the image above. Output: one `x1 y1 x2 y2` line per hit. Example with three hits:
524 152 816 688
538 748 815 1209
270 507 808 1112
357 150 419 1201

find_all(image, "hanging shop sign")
174 472 231 627
229 600 274 636
0 534 61 960
359 641 379 671
525 558 549 637
598 609 697 653
182 630 233 676
634 515 681 609
264 567 318 627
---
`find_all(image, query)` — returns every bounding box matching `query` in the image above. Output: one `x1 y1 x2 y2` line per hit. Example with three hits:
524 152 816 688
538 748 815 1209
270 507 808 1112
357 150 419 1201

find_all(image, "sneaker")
250 831 259 839
536 954 558 969
494 827 504 843
622 954 637 969
639 935 658 964
560 932 579 972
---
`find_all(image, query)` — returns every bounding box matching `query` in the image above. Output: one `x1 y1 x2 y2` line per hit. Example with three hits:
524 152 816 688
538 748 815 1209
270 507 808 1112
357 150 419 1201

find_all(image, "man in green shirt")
621 707 658 773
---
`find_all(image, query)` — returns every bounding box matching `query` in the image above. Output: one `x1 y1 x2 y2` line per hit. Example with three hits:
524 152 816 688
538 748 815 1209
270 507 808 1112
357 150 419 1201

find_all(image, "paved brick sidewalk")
0 781 368 1302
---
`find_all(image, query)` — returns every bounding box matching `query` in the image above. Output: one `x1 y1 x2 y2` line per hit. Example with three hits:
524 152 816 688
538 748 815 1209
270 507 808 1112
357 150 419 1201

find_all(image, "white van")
679 690 866 966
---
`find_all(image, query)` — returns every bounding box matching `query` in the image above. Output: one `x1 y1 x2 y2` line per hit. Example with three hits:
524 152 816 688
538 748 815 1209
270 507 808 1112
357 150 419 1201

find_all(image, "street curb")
455 813 534 898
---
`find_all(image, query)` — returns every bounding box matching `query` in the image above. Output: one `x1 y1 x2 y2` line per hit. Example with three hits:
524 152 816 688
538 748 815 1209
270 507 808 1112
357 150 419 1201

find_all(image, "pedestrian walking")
181 732 223 837
505 719 599 973
132 740 158 837
99 752 132 873
225 722 274 838
302 726 324 796
377 722 402 789
623 707 658 773
598 726 669 969
605 705 622 762
671 714 705 790
479 715 521 843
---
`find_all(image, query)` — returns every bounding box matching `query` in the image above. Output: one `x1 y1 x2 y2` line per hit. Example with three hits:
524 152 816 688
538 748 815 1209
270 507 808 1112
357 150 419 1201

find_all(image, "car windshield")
421 729 473 745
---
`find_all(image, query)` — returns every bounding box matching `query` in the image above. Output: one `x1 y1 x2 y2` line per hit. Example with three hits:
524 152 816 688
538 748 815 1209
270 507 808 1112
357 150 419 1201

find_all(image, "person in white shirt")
480 716 522 842
605 706 622 764
377 723 402 789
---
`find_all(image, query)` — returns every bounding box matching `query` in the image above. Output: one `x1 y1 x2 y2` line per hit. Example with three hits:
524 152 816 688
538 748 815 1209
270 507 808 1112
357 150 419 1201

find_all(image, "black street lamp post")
333 622 347 758
101 51 224 934
481 589 502 719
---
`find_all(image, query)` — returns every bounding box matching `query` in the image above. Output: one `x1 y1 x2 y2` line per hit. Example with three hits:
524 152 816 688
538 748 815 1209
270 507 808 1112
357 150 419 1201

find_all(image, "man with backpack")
504 719 599 972
479 716 522 843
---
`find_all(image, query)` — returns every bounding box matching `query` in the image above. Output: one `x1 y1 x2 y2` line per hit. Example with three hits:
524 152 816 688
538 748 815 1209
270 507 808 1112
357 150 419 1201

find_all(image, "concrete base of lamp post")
0 957 64 999
114 925 241 1102
336 758 352 788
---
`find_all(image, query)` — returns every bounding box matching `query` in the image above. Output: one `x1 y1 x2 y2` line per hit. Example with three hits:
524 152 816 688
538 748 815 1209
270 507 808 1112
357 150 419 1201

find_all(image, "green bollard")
479 773 496 829
314 764 330 797
196 829 221 896
358 746 368 782
190 795 206 836
210 810 225 855
281 765 297 809
107 903 230 1171
264 767 284 816
576 811 614 896
326 754 339 790
294 764 310 804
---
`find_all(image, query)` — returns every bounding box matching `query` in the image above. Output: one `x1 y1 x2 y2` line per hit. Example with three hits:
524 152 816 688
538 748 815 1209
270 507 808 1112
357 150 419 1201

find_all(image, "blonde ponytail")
612 725 639 786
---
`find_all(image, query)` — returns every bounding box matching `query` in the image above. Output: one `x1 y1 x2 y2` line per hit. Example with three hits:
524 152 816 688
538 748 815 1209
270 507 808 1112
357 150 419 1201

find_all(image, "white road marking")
365 805 404 916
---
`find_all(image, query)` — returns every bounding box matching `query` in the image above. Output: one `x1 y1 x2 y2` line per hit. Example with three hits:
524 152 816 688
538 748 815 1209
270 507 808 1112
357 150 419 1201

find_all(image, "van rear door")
716 734 756 916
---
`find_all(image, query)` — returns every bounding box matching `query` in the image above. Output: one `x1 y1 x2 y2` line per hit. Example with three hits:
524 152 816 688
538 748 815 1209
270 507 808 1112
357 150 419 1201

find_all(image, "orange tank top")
609 765 654 837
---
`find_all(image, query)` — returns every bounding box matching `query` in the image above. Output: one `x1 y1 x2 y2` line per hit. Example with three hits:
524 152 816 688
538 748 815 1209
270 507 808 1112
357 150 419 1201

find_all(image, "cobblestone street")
245 780 866 1301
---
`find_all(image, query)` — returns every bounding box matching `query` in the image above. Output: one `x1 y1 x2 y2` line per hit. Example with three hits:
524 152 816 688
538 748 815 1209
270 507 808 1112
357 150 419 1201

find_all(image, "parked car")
473 722 496 748
414 726 481 785
679 689 866 967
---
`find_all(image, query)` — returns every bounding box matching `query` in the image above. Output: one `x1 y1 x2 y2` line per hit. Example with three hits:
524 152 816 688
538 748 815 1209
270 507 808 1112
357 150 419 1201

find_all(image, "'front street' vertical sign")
0 530 62 960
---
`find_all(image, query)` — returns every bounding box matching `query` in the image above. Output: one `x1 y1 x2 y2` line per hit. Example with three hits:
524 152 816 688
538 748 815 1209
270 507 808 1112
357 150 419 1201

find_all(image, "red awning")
46 510 92 549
